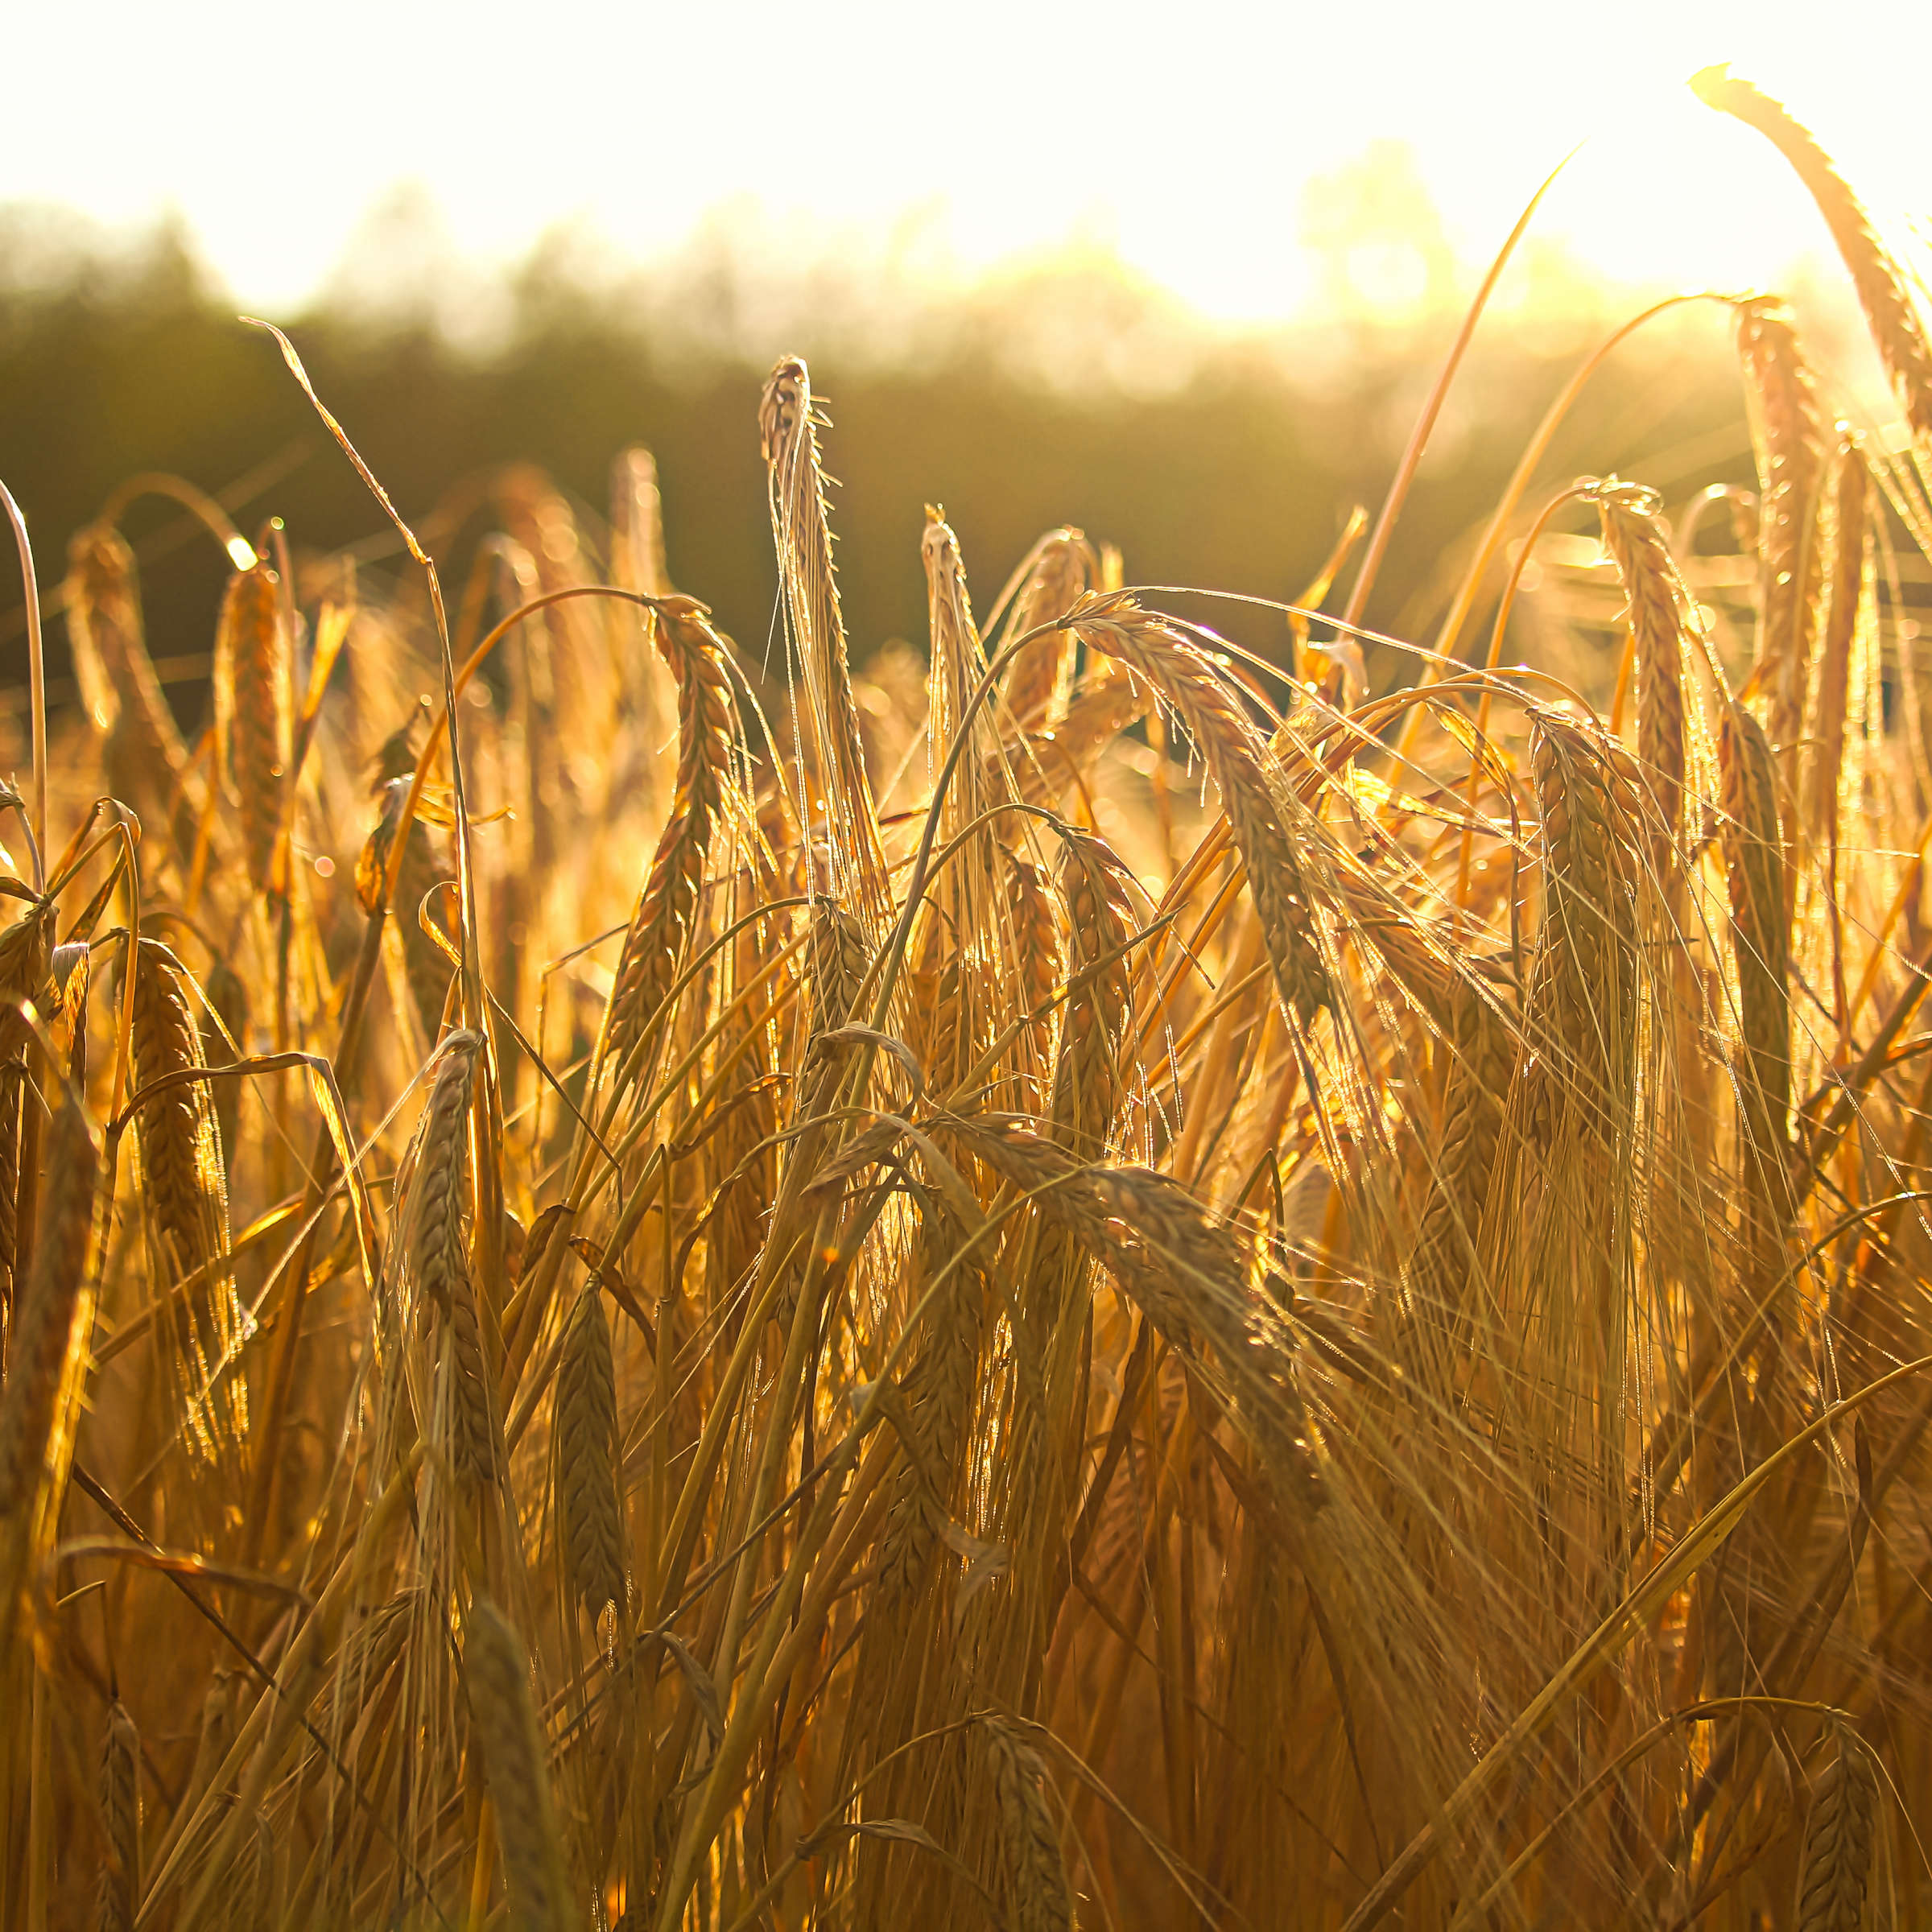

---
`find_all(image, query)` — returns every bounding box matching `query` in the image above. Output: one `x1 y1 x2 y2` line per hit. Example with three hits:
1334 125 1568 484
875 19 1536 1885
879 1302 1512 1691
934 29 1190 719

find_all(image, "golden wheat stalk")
0 1096 98 1645
129 937 244 1463
556 1282 627 1624
213 559 293 894
466 1597 570 1932
1001 528 1095 731
602 595 737 1092
1696 66 1932 444
1736 299 1826 785
93 1699 140 1932
1596 481 1687 848
64 522 200 857
1071 592 1329 1021
759 356 892 920
981 1715 1077 1932
1720 703 1793 1158
1794 1732 1877 1932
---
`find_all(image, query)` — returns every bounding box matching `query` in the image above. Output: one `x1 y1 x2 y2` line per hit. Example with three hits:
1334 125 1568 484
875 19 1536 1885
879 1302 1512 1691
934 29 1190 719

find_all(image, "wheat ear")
1014 666 1153 809
1532 709 1640 1098
1049 828 1136 1152
939 1113 1322 1509
407 1030 499 1486
0 1096 97 1638
980 1715 1076 1932
467 1597 570 1932
1002 528 1094 730
760 356 891 919
1720 703 1792 1156
1071 592 1327 1020
130 938 244 1459
557 1282 626 1624
213 559 292 894
64 521 198 855
877 1205 989 1604
1596 481 1687 848
1736 299 1826 784
1696 67 1932 444
1794 1732 1878 1932
603 595 736 1091
1805 434 1868 865
361 774 456 1046
93 1699 139 1932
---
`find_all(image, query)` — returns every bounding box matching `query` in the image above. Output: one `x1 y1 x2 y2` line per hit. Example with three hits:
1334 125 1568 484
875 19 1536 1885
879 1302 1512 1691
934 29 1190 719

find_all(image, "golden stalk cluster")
3 68 1932 1932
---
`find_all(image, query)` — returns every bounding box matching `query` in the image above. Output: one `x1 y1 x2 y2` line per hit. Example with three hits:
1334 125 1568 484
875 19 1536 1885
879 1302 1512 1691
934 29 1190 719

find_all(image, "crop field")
3 67 1932 1931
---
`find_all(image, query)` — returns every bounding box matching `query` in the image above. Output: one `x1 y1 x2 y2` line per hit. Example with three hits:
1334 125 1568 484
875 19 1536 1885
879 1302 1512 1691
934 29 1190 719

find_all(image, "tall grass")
2 71 1930 1931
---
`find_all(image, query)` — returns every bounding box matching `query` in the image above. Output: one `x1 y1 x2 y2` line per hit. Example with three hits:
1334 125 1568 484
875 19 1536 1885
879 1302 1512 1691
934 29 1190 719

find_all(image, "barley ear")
1071 592 1328 1021
213 559 293 894
980 1715 1076 1932
130 937 243 1460
1735 299 1826 787
467 1597 571 1932
1002 527 1093 731
759 356 890 920
1696 67 1932 444
557 1282 627 1626
0 1096 98 1644
602 596 737 1094
94 1699 140 1932
1596 481 1687 848
1795 1731 1878 1932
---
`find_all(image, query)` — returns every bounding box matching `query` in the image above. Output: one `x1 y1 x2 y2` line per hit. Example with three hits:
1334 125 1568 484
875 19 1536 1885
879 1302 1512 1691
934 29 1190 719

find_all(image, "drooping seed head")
556 1283 626 1624
213 559 293 894
466 1598 570 1932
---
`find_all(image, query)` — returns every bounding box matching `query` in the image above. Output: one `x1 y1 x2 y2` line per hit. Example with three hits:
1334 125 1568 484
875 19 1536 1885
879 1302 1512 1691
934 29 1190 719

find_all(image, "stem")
1340 145 1583 633
0 479 47 889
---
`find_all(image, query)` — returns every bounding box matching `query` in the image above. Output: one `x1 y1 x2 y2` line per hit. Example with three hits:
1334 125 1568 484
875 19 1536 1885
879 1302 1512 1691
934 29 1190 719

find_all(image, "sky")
2 0 1928 324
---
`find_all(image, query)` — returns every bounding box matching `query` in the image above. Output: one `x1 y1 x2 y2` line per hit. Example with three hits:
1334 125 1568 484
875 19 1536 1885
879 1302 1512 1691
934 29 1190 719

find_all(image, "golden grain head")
19 74 1932 1932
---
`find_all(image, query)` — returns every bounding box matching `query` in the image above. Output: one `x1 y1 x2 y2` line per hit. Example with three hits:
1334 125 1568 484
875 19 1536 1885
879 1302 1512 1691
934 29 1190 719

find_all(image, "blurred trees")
0 202 1751 724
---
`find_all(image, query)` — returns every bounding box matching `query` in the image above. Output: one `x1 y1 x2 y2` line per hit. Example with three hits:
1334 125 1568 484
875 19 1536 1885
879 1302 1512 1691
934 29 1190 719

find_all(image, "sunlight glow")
0 0 1926 324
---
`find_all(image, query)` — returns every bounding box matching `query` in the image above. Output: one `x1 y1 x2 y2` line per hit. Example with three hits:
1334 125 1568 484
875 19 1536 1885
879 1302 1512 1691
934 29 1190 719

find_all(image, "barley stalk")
197 955 249 1174
213 559 292 894
0 1096 97 1637
466 1597 570 1932
1794 1733 1878 1932
980 1715 1076 1932
603 596 737 1091
93 1700 139 1932
1002 529 1093 731
64 522 198 856
1720 704 1792 1158
557 1282 626 1624
1736 299 1826 789
1071 592 1329 1020
1596 481 1687 848
760 356 891 920
1697 66 1932 443
129 937 243 1460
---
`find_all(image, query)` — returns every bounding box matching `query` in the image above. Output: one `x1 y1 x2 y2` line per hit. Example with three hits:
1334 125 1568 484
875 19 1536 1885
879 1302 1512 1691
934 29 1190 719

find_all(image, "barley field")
3 69 1932 1930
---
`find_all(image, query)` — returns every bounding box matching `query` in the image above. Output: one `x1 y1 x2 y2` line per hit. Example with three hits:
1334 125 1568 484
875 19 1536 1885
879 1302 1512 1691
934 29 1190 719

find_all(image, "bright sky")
2 0 1927 322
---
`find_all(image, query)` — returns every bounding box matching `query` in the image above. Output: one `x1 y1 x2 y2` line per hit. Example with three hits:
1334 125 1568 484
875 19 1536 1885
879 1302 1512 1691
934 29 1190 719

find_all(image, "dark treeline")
0 217 1750 720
